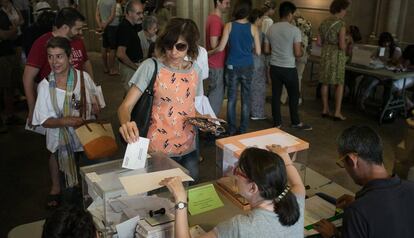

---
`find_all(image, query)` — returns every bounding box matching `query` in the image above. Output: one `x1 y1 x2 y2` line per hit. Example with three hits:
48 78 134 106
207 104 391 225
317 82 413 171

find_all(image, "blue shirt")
226 22 254 67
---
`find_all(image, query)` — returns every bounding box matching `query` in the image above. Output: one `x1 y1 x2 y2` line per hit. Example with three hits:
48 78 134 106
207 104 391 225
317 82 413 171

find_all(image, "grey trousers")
207 68 225 116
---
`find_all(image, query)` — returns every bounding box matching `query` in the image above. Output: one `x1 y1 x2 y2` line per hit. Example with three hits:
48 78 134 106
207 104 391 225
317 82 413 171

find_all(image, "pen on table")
318 180 333 188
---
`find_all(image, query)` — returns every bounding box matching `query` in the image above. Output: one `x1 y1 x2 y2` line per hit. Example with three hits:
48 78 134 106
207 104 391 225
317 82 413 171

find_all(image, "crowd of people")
2 0 414 237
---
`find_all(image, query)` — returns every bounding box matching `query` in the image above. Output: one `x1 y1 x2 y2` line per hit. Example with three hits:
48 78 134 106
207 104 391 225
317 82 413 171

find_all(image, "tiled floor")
1 52 411 237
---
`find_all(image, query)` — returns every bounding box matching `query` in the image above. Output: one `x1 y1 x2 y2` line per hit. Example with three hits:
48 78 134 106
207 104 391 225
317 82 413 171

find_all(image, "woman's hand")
266 144 292 165
64 117 84 127
159 176 187 202
119 121 139 143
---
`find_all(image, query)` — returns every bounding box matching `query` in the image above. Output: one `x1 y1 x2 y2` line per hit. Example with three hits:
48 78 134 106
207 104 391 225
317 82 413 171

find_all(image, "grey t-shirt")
128 58 203 97
216 195 305 238
266 22 301 68
97 0 119 26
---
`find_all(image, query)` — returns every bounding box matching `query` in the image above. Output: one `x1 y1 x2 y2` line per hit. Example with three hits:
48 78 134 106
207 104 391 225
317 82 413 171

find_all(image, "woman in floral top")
118 18 203 180
318 0 350 121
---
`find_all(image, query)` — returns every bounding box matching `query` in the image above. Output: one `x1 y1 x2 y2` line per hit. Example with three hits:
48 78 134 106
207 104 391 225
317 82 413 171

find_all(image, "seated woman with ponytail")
160 146 305 238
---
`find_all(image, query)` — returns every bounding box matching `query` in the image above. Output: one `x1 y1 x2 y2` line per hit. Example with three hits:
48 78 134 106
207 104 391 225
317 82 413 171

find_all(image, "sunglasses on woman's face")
168 42 188 52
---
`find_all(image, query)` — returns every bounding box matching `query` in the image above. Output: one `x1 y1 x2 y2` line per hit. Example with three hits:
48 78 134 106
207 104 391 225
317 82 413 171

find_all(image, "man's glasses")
336 153 356 168
233 166 248 180
168 43 188 52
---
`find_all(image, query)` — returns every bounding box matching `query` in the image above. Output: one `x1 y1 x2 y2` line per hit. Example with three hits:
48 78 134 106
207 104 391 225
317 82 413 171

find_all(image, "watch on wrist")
175 201 188 210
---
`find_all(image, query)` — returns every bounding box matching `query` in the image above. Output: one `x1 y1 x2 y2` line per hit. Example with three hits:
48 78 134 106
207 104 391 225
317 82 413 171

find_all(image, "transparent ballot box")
79 153 188 237
215 128 309 181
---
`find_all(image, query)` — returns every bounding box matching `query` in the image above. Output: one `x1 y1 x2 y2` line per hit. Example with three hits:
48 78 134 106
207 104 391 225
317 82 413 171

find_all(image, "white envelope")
119 168 194 195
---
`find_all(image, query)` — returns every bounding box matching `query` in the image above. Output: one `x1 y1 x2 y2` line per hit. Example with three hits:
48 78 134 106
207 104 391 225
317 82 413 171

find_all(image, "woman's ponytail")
273 190 300 226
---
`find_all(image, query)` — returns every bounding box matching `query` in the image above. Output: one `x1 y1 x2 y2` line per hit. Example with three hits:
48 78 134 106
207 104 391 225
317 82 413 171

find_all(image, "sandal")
46 194 61 209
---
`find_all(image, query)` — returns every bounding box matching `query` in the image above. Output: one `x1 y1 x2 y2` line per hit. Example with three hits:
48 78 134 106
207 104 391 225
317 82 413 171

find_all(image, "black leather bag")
130 58 158 138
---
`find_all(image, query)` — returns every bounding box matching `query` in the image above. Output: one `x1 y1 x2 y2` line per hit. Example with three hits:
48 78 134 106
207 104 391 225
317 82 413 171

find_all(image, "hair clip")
275 186 290 203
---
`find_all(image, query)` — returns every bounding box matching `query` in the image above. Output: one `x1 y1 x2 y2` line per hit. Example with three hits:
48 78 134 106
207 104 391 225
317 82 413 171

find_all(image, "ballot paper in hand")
25 119 46 135
119 168 193 195
122 137 150 170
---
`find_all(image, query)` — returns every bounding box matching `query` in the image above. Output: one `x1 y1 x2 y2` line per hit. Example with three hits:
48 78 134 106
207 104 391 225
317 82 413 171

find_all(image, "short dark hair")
349 25 362 43
42 205 96 238
213 0 224 8
125 0 142 14
329 0 350 14
378 32 397 59
232 1 252 20
36 11 56 30
263 1 276 11
155 17 200 59
337 125 383 165
46 36 72 57
55 7 85 28
248 8 265 24
279 1 296 18
238 147 300 226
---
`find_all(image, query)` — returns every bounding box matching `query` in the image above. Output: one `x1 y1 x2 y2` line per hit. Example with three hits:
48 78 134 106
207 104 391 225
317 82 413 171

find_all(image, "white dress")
32 69 98 153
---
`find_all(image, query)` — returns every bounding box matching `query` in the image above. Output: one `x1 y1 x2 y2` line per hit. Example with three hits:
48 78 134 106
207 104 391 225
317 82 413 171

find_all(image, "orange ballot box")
215 128 310 177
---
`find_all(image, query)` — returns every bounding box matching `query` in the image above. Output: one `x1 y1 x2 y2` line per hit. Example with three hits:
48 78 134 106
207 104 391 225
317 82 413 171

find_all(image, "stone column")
385 0 402 40
369 0 382 40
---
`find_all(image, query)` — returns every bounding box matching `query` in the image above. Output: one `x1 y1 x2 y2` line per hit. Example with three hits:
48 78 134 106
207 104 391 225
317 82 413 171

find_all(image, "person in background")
1 0 25 58
205 0 231 117
33 0 52 21
313 125 414 238
138 15 158 59
261 1 275 35
23 7 93 127
292 12 312 106
11 0 30 30
209 1 261 135
42 205 97 238
0 0 21 133
260 1 275 103
118 18 204 181
318 0 349 121
116 0 144 92
281 10 312 106
22 10 56 57
96 0 120 75
248 9 267 120
32 37 99 207
358 32 404 110
343 25 361 100
265 1 312 130
160 146 305 238
154 0 172 34
23 8 94 208
345 25 362 57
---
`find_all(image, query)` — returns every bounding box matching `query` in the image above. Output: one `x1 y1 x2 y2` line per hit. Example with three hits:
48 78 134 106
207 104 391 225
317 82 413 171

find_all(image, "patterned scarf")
48 68 79 188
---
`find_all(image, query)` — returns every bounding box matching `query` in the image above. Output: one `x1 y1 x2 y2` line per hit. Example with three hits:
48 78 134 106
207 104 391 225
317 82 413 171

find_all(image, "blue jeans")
171 149 199 182
226 65 253 135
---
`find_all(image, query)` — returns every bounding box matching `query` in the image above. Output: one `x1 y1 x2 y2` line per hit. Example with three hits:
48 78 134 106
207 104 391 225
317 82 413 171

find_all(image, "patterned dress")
147 65 199 156
250 32 266 118
319 16 347 85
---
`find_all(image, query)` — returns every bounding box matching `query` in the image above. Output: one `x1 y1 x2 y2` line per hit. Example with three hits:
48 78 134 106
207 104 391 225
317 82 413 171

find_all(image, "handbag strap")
145 58 158 94
324 20 341 43
79 70 87 120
